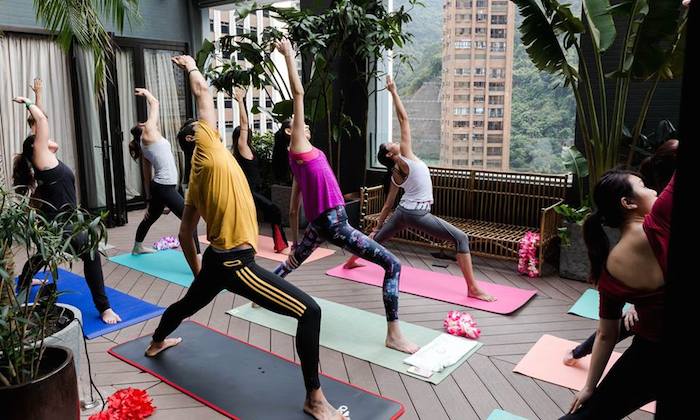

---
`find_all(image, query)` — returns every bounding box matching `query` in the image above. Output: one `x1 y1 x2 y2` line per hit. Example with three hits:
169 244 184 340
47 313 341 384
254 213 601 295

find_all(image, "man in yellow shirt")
144 55 343 420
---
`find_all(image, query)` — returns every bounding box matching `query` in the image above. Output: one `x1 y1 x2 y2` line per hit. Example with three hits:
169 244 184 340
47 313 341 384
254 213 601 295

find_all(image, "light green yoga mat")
227 298 482 384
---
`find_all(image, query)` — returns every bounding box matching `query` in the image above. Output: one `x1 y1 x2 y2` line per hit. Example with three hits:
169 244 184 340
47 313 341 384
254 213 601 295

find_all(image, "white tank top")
142 137 179 185
393 156 433 209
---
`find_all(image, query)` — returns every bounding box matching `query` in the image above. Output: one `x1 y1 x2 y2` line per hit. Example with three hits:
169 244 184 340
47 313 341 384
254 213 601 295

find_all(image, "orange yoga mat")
513 334 655 413
198 235 335 264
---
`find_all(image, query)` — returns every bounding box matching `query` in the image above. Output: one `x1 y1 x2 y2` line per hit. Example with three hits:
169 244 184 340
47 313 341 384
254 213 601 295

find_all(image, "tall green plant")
32 0 141 96
197 0 418 183
511 0 686 192
0 188 107 386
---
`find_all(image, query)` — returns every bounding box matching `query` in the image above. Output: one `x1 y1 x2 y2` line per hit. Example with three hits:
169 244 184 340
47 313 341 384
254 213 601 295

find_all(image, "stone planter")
271 184 308 228
47 304 83 377
559 221 620 281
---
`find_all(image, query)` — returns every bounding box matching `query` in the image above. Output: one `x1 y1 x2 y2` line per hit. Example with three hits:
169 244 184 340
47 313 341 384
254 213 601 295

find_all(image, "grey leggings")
375 206 470 253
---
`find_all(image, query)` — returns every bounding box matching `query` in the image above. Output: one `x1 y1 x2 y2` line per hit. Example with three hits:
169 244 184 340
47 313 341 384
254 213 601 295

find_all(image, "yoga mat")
513 335 655 413
109 321 404 420
199 235 335 264
109 250 193 287
227 297 482 384
326 263 536 314
25 269 165 339
487 409 528 420
568 289 632 320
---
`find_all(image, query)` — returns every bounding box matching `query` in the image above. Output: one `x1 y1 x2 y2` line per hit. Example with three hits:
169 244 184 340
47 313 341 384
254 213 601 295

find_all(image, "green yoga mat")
568 289 632 320
110 250 193 287
227 298 482 384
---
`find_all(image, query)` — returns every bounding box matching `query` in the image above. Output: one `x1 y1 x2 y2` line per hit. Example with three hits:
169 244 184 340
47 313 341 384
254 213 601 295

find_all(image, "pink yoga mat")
326 262 536 314
513 334 655 413
199 235 335 264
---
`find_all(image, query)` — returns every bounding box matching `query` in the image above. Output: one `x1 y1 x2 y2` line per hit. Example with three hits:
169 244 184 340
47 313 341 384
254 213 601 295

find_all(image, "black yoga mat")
109 321 404 419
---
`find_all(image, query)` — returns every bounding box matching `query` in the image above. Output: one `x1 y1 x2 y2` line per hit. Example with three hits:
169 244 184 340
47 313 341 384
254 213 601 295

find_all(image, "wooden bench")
360 167 571 271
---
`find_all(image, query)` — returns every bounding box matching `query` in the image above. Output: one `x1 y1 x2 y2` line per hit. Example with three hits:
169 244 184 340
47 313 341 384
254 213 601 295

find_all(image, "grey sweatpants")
374 206 470 253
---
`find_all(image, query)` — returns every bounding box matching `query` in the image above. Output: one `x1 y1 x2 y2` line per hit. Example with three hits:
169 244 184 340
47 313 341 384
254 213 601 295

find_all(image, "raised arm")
30 78 43 111
235 87 253 160
171 55 216 129
275 39 311 153
289 177 302 245
13 96 57 170
386 76 415 160
135 88 161 142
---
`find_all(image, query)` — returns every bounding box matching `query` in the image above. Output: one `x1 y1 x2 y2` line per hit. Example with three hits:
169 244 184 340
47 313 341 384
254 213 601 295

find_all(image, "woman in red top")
562 169 673 419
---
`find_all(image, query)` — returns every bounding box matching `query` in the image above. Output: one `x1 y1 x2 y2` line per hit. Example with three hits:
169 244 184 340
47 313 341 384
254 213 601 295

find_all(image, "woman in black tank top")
11 94 121 325
230 88 288 253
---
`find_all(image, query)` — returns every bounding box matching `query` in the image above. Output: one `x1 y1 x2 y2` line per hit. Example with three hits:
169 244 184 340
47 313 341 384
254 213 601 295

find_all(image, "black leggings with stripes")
152 246 321 391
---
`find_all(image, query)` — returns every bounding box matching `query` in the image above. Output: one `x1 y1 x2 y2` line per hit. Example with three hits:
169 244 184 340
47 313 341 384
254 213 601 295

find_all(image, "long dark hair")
12 135 36 196
177 119 197 158
583 169 639 283
271 119 292 183
377 143 396 193
231 125 253 160
128 125 143 160
640 139 678 193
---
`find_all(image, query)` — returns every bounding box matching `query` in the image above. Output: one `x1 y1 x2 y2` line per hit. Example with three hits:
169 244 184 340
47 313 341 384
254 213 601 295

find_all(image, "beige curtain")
116 50 143 200
144 49 184 180
0 34 78 190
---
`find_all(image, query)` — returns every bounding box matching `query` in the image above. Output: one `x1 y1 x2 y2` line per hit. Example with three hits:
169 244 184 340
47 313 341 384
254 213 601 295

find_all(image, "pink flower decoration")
153 236 180 251
518 231 540 278
443 311 480 339
89 387 155 420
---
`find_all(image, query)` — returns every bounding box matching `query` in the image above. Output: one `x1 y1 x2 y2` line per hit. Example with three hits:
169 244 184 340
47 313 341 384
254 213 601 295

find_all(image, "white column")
212 9 227 144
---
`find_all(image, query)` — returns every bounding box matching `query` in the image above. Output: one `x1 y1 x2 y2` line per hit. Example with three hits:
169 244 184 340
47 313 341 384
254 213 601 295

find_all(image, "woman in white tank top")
344 77 495 302
128 88 200 256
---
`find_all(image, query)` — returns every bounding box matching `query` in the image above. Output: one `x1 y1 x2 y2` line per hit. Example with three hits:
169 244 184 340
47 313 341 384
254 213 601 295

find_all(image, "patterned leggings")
275 206 402 321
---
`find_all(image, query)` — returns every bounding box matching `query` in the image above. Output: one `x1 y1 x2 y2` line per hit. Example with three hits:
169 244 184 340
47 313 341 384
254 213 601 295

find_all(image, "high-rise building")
440 0 515 170
208 2 299 146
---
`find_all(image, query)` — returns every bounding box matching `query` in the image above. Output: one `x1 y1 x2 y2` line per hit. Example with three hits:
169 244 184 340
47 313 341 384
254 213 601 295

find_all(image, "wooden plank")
401 375 450 420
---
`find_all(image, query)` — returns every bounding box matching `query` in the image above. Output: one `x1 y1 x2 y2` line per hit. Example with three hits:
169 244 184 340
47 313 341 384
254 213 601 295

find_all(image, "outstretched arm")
135 88 161 142
275 39 311 153
235 87 253 160
289 177 302 245
13 96 57 170
30 78 43 111
386 76 415 160
171 55 216 129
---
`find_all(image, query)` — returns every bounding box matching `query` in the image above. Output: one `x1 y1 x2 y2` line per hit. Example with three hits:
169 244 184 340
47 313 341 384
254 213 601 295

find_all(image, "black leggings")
18 228 110 313
560 336 660 419
572 321 634 359
252 190 282 225
152 247 321 392
135 182 200 253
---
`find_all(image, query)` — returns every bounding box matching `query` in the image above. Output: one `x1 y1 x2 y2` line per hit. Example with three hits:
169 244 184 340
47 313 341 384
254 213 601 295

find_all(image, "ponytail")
582 212 609 284
129 125 143 161
12 135 36 196
377 143 396 195
271 119 292 183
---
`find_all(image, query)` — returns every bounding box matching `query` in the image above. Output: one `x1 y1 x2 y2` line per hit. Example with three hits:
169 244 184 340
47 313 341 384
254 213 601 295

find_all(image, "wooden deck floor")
47 209 650 419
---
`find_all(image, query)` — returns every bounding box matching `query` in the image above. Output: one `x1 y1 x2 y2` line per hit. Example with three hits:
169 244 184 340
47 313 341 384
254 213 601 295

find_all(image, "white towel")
404 334 479 373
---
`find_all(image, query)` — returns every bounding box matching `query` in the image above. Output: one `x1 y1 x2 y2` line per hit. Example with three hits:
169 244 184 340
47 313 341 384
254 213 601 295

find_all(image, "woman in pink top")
562 168 673 419
271 39 419 354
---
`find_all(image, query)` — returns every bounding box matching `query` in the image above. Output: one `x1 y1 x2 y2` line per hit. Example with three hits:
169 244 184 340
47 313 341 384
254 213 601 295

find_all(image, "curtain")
0 34 78 191
73 49 106 209
116 50 143 200
143 49 185 183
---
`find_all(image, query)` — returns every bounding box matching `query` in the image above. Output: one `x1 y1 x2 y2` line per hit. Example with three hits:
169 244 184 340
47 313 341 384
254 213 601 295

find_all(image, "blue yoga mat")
568 289 632 320
109 250 193 287
487 409 529 420
25 269 165 339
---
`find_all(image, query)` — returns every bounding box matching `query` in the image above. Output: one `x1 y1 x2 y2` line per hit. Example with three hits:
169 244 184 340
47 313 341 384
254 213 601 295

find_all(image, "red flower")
89 388 156 420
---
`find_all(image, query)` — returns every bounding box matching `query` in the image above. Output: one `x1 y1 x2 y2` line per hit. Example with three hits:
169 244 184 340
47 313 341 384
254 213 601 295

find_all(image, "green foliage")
0 187 107 386
32 0 141 98
250 131 275 196
554 202 592 245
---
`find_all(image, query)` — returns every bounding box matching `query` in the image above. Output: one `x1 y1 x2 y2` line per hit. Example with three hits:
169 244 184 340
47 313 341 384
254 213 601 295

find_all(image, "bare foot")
101 308 122 324
304 397 346 420
386 334 420 354
342 260 364 270
132 244 157 255
145 337 182 357
468 288 496 302
563 350 578 366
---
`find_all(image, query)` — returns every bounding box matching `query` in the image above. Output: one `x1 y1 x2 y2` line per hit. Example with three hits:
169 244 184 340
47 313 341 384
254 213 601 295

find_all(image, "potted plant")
1 187 107 419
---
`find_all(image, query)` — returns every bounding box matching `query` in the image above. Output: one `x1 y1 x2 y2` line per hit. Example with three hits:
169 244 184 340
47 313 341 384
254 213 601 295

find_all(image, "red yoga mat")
199 235 335 264
326 261 536 314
